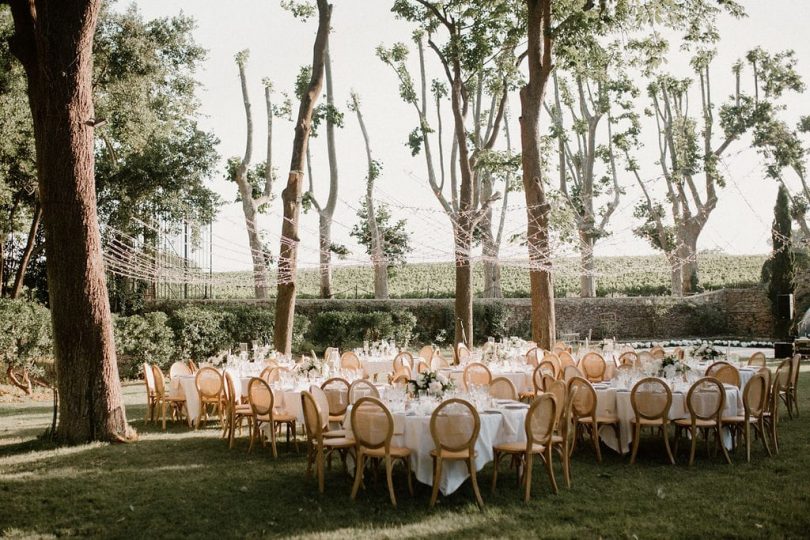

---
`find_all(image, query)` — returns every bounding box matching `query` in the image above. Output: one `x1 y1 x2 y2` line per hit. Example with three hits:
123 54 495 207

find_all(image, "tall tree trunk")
579 231 596 298
480 172 503 298
352 93 388 299
274 0 332 354
7 0 132 443
668 252 684 296
0 236 5 296
680 228 699 295
520 0 556 349
10 203 42 299
318 39 339 299
454 227 473 347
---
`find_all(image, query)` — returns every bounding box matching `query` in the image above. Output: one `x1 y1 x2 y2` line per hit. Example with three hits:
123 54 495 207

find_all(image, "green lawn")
1 369 809 539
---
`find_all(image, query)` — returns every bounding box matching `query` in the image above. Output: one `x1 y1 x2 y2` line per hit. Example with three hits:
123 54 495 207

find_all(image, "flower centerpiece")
657 354 690 378
689 341 722 361
296 355 328 378
408 370 454 398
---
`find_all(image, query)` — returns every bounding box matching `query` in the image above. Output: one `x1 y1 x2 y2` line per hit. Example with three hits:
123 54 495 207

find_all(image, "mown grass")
1 369 808 539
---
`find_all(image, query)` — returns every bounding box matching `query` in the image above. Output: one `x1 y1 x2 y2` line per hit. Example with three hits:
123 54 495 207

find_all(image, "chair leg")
385 456 397 507
758 418 772 457
629 423 641 464
316 446 325 493
270 424 278 458
745 423 751 463
561 445 571 488
545 448 558 495
403 457 413 496
491 451 501 494
467 457 484 509
688 426 698 466
523 454 533 503
592 421 602 463
718 427 732 464
662 424 675 465
351 451 365 500
429 457 443 508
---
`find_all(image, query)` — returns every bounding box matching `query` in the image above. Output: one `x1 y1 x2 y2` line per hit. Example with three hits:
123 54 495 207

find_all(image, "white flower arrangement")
689 341 722 361
296 355 327 377
408 370 454 397
657 354 690 377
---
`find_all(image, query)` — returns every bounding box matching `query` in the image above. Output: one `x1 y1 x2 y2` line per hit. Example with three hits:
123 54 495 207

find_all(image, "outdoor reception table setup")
342 379 530 495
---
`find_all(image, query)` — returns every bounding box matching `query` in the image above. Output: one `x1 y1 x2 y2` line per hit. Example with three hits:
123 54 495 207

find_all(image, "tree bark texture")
6 0 132 443
317 39 339 299
578 231 596 298
274 0 332 354
519 0 556 349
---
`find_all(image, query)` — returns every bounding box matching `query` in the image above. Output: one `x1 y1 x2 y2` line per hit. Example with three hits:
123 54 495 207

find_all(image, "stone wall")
175 287 775 340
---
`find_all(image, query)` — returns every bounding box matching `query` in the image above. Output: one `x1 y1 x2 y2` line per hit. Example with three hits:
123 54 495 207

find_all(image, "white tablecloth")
593 382 742 453
343 402 528 495
442 367 533 393
361 357 394 381
173 371 251 427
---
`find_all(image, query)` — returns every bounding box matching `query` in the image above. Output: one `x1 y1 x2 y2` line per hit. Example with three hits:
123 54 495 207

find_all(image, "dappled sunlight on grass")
1 376 809 537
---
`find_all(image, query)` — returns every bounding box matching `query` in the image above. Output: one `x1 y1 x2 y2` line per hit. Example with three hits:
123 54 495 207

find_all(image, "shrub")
684 303 729 336
308 310 416 350
0 298 52 377
168 306 233 362
114 312 175 378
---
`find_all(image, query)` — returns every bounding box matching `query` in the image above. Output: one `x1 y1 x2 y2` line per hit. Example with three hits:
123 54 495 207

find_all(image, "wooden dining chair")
418 345 435 363
152 364 186 430
525 347 540 368
223 371 252 448
187 359 199 373
143 362 157 424
674 377 731 466
562 365 583 383
463 362 492 389
748 351 767 367
557 350 576 370
568 376 618 463
247 377 297 457
194 367 224 429
308 385 351 439
538 360 560 380
301 391 355 494
320 377 350 423
650 346 665 360
430 352 449 370
764 362 791 454
350 397 413 507
492 393 558 502
705 360 734 377
393 351 414 374
579 352 606 383
786 354 800 418
414 360 430 374
489 377 519 401
721 373 771 462
340 351 363 373
456 343 472 365
429 398 483 509
713 364 741 388
349 379 380 404
552 384 577 489
629 377 675 465
169 360 192 380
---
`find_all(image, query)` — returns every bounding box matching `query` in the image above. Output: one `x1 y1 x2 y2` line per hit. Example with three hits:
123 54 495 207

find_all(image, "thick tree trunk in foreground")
10 203 42 299
579 232 596 298
7 0 132 443
454 226 474 348
680 231 699 295
317 40 339 299
520 0 556 349
274 0 332 354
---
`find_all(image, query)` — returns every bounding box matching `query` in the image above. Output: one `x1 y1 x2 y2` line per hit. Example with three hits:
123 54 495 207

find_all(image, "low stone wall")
173 287 775 340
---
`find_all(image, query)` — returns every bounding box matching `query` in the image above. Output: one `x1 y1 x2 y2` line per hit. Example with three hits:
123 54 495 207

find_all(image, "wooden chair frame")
429 398 483 509
629 377 675 465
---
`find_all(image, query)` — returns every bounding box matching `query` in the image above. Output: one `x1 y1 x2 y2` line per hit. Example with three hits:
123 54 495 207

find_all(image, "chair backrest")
187 359 199 373
195 367 223 400
567 376 596 419
489 377 518 400
705 361 733 377
673 347 684 360
259 366 274 383
557 350 576 369
222 370 236 405
630 377 672 421
324 347 339 362
580 352 606 382
742 373 768 418
532 365 545 393
542 353 561 371
349 379 380 404
150 364 166 398
685 377 726 422
562 365 583 383
526 393 557 448
309 384 332 431
320 377 350 416
748 351 767 367
463 362 492 389
391 373 410 386
713 364 741 388
418 345 435 362
618 351 639 367
559 384 578 444
790 354 800 390
169 361 192 380
650 346 665 360
351 397 393 451
340 351 362 371
538 360 559 380
525 347 540 367
637 351 654 365
544 379 567 424
143 362 156 394
430 398 480 453
456 343 472 364
248 377 274 417
430 352 449 370
393 352 414 373
301 390 322 440
265 366 291 384
414 360 430 374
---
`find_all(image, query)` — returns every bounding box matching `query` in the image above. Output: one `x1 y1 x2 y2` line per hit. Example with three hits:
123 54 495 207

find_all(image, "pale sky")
127 1 810 272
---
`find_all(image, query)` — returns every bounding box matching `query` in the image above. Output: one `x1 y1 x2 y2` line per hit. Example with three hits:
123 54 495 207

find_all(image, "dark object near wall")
774 341 794 359
777 294 794 320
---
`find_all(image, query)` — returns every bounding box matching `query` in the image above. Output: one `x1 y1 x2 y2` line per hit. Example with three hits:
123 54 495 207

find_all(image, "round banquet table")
173 370 252 427
360 357 394 381
441 367 533 394
592 381 743 454
343 401 529 495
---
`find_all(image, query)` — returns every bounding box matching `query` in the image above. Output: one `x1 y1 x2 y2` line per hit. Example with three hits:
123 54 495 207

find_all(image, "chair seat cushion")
577 415 618 424
721 415 758 424
323 437 355 448
362 445 411 458
631 417 667 426
329 414 346 423
324 429 351 439
234 404 252 414
430 448 474 460
274 414 296 423
494 441 547 454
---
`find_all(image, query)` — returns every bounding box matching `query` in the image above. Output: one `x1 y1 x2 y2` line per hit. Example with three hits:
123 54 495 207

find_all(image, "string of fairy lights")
99 146 796 297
